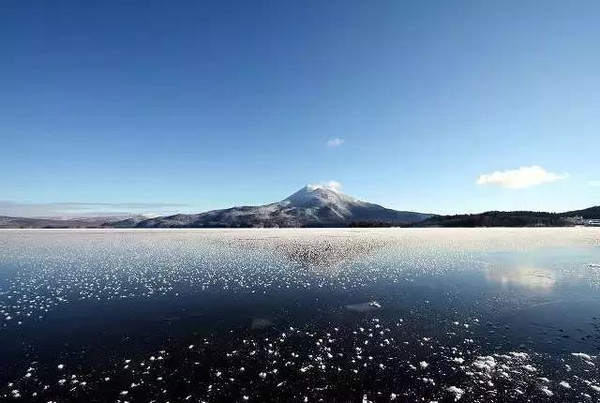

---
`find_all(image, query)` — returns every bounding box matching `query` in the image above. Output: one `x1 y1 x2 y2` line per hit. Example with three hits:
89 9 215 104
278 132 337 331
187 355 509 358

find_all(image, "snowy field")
0 228 599 402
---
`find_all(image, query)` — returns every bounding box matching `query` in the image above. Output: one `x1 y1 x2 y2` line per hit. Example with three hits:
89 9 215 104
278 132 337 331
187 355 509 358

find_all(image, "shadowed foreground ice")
0 228 599 402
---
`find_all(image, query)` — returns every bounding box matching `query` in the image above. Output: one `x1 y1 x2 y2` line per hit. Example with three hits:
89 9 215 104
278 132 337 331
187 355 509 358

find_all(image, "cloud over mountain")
309 180 343 192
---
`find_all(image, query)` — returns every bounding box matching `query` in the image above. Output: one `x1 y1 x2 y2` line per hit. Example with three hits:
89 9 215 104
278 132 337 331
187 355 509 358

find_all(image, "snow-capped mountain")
127 185 432 228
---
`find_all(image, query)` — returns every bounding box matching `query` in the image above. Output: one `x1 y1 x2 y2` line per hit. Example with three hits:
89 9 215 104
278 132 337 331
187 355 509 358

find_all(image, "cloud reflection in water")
485 266 556 290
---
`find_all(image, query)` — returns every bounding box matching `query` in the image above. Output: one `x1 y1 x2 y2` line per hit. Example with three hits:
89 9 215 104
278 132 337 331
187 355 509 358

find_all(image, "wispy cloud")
326 137 345 148
476 166 568 189
322 180 343 192
309 180 343 192
589 180 600 187
0 201 190 218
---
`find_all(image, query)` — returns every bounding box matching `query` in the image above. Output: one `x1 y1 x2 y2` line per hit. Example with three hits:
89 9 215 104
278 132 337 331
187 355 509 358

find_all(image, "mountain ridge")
129 185 431 228
0 187 598 228
411 206 600 227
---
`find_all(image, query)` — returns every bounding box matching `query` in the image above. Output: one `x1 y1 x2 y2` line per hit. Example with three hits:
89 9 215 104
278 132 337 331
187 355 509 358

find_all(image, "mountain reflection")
275 238 386 273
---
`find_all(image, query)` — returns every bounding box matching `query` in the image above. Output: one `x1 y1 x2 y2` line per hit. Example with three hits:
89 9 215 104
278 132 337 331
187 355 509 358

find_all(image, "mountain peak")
304 183 340 193
282 185 356 209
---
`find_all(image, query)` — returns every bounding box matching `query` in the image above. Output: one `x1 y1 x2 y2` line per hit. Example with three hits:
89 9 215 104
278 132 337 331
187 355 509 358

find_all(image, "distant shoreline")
1 226 598 230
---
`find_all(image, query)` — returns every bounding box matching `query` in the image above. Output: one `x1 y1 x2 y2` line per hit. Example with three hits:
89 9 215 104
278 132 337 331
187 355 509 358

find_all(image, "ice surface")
0 228 599 401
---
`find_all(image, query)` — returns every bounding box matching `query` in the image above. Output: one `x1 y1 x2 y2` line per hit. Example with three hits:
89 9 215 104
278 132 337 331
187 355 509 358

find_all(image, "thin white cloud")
589 180 600 187
326 137 345 148
0 201 190 218
308 180 343 192
476 166 568 189
323 180 343 192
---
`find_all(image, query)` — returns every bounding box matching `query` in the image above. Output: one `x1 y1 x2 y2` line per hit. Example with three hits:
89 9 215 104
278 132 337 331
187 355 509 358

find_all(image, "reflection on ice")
250 317 273 330
275 237 385 274
485 266 556 289
1 228 600 402
346 301 382 312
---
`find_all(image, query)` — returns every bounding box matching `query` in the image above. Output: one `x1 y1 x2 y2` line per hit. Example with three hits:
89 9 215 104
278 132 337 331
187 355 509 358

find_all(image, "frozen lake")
1 228 599 401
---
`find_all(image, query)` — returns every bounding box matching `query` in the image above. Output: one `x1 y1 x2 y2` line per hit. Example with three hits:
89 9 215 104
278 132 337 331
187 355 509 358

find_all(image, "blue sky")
2 0 599 217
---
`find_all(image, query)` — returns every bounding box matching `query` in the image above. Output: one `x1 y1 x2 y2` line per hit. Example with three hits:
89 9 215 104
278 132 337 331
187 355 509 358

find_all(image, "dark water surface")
1 228 599 402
